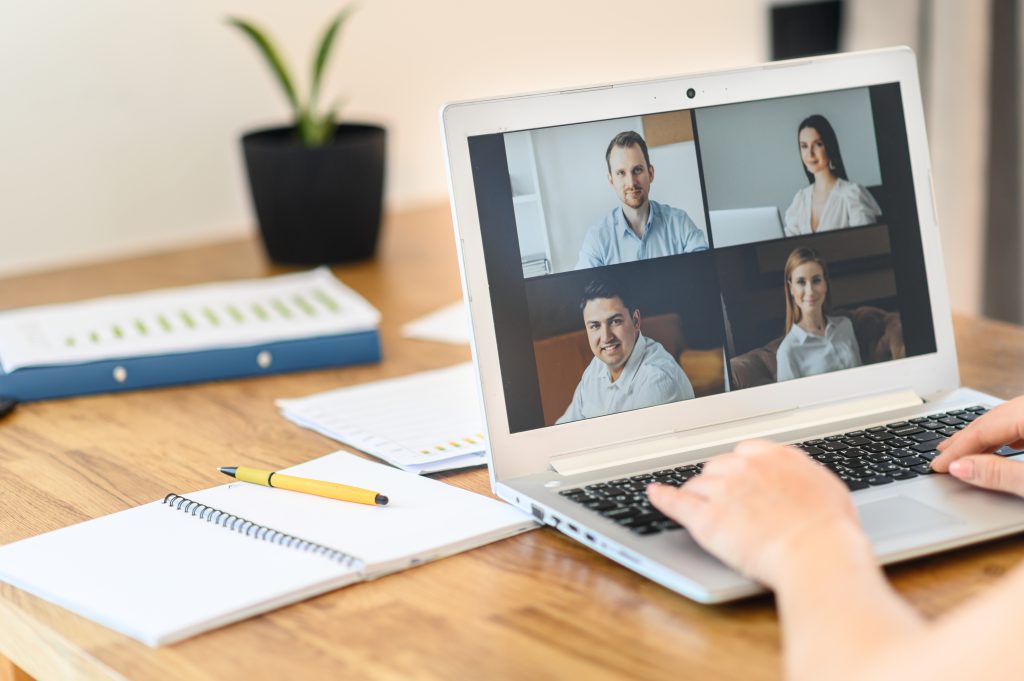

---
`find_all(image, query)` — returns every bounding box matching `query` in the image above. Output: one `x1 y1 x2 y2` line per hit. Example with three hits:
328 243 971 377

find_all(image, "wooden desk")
2 205 1024 681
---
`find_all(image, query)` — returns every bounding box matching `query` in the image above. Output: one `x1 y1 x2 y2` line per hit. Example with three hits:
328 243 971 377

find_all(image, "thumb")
949 455 1024 496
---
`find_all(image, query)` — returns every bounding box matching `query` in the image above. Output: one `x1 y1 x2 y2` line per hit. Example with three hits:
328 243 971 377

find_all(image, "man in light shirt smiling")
556 278 694 424
575 131 708 270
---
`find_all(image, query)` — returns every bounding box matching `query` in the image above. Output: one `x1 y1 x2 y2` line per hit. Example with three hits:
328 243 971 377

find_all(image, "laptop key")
631 524 662 535
559 488 584 496
911 431 942 443
911 464 934 475
892 470 919 480
843 478 870 491
866 475 894 486
626 511 667 526
586 500 619 511
602 506 641 520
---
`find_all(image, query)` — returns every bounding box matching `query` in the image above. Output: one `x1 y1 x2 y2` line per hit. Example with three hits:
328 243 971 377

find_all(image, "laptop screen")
467 83 936 434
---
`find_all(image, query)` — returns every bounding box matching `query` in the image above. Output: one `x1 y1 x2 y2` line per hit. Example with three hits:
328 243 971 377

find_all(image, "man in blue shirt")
556 278 694 424
575 131 708 270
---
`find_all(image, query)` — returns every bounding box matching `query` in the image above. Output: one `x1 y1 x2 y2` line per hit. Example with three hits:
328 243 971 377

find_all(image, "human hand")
647 440 865 587
931 396 1024 495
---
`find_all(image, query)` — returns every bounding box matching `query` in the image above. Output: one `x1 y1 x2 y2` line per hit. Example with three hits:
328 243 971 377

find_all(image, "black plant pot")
242 123 385 264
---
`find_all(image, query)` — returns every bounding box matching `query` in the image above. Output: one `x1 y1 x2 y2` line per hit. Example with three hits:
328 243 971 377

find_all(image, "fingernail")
950 460 974 479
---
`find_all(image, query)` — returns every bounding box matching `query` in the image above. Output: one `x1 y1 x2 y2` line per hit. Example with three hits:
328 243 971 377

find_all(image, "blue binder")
0 330 380 402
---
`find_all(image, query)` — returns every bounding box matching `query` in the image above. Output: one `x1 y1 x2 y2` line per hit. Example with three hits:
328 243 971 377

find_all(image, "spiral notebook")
0 452 534 646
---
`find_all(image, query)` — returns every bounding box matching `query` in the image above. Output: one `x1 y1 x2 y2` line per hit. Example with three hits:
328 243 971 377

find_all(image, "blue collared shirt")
556 334 695 424
575 200 708 270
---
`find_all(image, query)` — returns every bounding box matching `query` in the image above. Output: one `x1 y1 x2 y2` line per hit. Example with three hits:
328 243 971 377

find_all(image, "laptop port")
531 504 544 521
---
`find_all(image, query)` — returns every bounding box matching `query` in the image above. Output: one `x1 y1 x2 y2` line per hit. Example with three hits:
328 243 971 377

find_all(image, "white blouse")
776 315 862 382
783 177 882 237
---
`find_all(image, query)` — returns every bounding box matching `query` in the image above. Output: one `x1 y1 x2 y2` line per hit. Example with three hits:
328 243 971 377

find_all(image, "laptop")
440 47 1024 602
709 207 784 248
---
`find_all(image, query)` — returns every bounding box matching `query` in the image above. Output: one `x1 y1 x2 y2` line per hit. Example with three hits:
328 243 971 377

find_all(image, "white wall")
845 0 992 316
0 0 767 276
697 87 881 214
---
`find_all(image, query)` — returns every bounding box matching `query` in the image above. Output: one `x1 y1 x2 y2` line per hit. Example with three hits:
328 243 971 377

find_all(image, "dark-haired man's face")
607 144 653 209
583 296 640 373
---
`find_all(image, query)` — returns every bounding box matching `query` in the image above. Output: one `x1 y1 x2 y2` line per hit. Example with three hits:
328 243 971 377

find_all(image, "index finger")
932 399 1024 471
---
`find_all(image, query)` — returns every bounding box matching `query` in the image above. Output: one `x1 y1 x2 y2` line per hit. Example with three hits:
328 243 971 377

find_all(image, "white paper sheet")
401 301 470 345
0 268 379 373
277 363 487 474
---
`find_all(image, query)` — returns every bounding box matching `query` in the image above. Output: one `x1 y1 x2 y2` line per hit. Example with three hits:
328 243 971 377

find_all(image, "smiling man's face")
607 143 653 210
583 296 640 376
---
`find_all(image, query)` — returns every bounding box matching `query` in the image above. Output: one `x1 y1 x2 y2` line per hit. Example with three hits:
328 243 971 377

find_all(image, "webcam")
686 88 696 99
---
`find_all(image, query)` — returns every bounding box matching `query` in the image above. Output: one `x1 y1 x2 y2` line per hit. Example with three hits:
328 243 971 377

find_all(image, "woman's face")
799 126 830 175
788 261 827 317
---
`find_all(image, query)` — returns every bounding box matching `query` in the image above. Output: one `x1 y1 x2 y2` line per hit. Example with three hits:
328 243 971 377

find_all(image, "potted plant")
229 8 385 264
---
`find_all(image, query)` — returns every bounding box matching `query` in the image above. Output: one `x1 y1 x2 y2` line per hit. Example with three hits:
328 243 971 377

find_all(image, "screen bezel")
441 48 956 481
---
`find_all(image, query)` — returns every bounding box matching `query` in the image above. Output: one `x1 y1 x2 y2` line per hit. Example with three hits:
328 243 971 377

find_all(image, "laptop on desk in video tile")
441 47 1024 603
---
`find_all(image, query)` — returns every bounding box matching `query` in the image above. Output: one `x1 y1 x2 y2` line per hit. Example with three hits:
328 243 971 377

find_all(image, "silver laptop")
440 47 1024 602
709 207 783 247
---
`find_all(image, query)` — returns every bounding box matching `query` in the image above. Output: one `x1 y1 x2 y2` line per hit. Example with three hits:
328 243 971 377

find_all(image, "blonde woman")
775 248 861 381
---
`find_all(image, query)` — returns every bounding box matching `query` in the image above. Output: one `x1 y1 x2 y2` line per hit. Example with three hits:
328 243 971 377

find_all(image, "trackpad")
857 496 958 542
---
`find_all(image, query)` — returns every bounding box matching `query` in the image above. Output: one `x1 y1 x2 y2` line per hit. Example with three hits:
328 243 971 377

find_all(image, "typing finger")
932 400 1024 471
948 454 1024 496
647 484 709 533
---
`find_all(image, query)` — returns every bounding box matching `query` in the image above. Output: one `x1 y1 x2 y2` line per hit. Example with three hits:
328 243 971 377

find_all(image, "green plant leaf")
309 6 355 115
227 17 302 120
315 97 347 143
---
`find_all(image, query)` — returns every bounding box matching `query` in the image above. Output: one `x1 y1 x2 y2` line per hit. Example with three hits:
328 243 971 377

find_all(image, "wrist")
767 520 876 592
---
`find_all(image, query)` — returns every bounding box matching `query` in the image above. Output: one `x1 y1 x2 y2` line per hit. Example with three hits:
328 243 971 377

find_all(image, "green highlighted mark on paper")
312 289 340 313
36 275 369 358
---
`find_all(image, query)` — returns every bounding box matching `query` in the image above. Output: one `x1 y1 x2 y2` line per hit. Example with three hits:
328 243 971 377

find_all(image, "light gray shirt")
556 333 695 424
776 315 862 382
575 200 708 269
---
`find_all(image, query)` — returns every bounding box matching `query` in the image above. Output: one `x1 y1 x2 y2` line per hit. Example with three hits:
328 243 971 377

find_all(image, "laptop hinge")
549 389 923 477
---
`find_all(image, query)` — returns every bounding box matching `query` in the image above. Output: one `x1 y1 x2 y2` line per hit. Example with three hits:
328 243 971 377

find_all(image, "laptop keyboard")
557 405 1022 537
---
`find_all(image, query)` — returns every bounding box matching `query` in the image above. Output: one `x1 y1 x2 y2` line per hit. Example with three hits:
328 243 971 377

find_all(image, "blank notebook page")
0 500 359 646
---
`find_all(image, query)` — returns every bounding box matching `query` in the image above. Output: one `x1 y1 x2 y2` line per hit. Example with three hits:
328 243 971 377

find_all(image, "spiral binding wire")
162 493 360 568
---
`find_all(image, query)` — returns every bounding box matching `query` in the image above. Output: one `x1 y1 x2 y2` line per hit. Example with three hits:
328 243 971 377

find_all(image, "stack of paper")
400 301 470 345
0 268 381 401
277 363 487 474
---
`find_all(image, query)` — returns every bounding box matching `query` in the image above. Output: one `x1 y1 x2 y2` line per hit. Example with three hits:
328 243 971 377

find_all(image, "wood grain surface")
1 204 1023 681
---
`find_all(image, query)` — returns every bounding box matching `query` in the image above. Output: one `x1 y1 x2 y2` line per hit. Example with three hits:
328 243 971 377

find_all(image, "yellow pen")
218 466 389 506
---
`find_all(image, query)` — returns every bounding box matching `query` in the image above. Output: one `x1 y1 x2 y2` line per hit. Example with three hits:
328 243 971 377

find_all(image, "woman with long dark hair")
783 114 882 236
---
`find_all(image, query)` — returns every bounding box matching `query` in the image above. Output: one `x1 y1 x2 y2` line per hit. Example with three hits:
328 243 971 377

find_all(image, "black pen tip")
218 467 237 477
375 494 389 506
